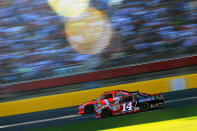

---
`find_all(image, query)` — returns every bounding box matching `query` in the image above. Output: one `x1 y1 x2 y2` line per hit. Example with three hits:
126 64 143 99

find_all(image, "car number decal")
122 102 132 112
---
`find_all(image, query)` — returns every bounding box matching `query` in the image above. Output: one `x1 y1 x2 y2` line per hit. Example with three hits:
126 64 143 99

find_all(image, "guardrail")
0 72 197 117
0 54 197 95
1 46 197 85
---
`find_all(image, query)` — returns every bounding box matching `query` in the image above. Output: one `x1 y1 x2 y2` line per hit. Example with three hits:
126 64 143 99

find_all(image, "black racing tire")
139 102 149 112
84 105 94 114
101 109 112 118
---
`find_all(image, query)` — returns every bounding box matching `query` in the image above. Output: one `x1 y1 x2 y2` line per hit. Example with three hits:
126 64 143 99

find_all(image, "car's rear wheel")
101 109 112 118
84 105 94 113
140 102 149 112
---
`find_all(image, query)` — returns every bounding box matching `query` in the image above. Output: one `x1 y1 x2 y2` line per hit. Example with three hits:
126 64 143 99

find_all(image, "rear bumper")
158 99 164 104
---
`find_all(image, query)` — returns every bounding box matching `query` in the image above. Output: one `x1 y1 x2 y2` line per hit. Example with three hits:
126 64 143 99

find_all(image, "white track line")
165 96 197 104
1 96 197 129
0 114 80 129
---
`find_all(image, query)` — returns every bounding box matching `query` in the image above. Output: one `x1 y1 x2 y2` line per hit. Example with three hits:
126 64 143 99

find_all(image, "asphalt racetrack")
1 88 197 131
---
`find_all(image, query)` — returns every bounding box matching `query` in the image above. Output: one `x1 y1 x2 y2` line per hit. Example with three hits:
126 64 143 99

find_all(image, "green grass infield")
30 105 197 131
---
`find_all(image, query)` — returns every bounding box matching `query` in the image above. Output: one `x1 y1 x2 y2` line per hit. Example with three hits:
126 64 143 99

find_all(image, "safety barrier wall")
0 72 197 117
1 55 197 95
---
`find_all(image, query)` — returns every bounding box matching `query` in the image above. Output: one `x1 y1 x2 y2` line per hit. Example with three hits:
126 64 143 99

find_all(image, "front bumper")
78 106 85 115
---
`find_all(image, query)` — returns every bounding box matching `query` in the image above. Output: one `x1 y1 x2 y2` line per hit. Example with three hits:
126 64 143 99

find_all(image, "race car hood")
83 99 96 106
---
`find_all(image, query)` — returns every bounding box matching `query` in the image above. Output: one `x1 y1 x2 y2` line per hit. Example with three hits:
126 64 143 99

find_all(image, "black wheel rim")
85 105 94 113
102 110 110 118
141 103 149 112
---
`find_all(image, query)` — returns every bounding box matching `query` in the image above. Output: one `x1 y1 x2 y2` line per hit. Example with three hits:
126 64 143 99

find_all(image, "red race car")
78 90 164 115
94 92 164 118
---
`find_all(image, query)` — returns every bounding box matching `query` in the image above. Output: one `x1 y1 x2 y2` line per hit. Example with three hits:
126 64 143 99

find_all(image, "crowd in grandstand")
98 0 197 68
0 0 81 82
0 0 197 84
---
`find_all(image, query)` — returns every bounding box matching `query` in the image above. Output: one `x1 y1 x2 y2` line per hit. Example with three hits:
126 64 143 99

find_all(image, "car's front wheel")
101 108 112 118
84 105 94 113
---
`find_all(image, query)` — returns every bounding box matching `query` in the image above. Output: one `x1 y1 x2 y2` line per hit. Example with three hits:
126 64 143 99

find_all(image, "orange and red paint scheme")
94 94 140 118
78 90 164 115
78 90 129 114
95 93 164 118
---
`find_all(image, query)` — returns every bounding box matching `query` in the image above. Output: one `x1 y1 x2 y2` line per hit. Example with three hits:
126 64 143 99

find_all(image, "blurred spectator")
1 0 197 84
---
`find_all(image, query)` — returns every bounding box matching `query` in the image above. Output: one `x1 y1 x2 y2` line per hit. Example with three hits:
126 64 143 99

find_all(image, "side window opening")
120 96 133 103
